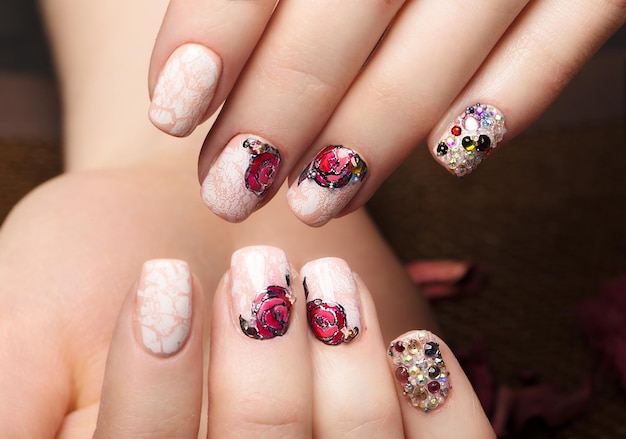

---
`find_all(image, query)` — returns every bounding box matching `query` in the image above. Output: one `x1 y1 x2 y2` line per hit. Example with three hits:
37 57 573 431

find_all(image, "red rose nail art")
306 298 359 345
240 285 293 340
298 145 367 189
243 138 281 197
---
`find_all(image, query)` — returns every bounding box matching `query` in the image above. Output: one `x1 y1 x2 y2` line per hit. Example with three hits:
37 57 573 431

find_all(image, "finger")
148 0 276 137
93 259 204 438
428 0 626 176
207 246 312 438
286 0 530 226
301 258 404 439
199 0 406 223
387 330 496 439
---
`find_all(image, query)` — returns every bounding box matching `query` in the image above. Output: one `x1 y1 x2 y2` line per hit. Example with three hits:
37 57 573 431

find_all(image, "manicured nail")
388 330 451 412
433 103 506 177
301 258 360 345
287 145 367 227
135 259 192 356
149 43 221 137
202 135 281 222
231 246 294 340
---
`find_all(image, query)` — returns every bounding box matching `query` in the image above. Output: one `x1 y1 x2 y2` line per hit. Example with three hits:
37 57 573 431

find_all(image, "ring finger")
301 258 404 438
286 0 529 226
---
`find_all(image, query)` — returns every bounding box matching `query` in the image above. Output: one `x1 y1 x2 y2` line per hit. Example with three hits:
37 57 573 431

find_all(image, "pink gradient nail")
301 258 360 345
135 259 192 356
230 246 294 340
202 135 281 222
149 43 221 137
287 145 367 227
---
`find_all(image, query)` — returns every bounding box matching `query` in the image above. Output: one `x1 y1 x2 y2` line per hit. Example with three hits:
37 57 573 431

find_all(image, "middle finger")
199 0 406 222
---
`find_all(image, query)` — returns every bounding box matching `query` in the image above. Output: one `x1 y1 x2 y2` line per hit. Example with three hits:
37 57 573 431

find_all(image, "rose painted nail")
301 258 360 345
287 145 368 227
202 135 281 222
388 331 451 412
149 43 221 137
231 246 295 340
433 103 506 177
135 259 192 356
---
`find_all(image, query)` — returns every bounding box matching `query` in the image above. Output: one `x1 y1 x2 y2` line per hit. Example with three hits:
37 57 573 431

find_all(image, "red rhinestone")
394 341 405 353
395 367 409 384
427 381 441 393
451 125 462 136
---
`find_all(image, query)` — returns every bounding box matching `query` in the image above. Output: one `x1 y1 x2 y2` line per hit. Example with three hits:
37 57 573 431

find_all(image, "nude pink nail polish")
287 145 367 227
230 246 294 340
301 258 360 345
202 135 281 222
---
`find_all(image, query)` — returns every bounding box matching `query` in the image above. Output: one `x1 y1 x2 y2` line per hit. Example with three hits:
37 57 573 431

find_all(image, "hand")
88 249 496 438
148 0 625 225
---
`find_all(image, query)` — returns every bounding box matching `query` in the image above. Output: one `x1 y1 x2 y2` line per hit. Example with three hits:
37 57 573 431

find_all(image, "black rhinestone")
462 136 474 150
436 142 448 156
424 341 440 358
467 106 475 114
428 365 441 379
476 134 491 151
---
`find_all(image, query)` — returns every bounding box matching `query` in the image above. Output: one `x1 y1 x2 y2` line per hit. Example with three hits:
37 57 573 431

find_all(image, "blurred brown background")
1 0 625 437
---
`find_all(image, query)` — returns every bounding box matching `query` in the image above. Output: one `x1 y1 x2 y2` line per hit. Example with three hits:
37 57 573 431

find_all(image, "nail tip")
389 330 451 412
434 103 506 177
202 135 280 223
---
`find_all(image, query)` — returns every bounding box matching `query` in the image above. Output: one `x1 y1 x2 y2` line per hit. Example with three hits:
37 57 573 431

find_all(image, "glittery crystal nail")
202 135 281 222
287 145 367 227
388 331 451 412
301 258 360 346
231 246 294 340
135 259 192 356
434 103 506 177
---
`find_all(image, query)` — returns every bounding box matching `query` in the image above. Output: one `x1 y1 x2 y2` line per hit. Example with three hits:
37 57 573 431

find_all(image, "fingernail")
388 330 451 412
231 246 295 340
149 43 221 137
135 259 192 356
301 258 360 345
433 103 506 177
287 145 367 227
202 135 281 222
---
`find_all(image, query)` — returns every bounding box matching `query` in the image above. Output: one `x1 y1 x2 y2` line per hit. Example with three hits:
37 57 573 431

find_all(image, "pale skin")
0 0 497 437
148 0 626 225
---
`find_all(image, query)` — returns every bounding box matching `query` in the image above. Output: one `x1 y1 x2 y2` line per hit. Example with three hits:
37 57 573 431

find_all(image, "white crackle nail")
202 135 281 223
287 145 368 227
301 258 360 345
149 43 221 137
135 259 192 356
433 103 506 177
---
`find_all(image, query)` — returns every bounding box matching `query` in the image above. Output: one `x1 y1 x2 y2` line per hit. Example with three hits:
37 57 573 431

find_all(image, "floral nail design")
243 138 281 197
306 298 359 345
389 331 451 412
239 285 294 340
202 135 280 222
434 103 506 177
298 145 367 189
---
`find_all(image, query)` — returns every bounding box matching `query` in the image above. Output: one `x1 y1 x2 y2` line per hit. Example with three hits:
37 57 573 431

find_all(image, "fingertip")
94 259 204 438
